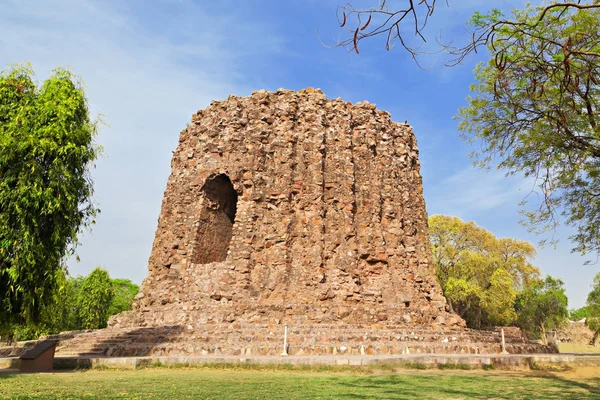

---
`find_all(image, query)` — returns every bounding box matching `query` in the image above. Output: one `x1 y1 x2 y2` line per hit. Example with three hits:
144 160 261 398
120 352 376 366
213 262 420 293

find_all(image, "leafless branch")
333 0 447 63
331 1 600 65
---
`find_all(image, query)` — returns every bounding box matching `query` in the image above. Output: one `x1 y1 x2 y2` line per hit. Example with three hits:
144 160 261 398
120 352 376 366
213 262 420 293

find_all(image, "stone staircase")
23 324 554 358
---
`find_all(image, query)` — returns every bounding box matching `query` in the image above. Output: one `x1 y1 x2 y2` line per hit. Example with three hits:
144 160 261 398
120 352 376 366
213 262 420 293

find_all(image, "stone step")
57 340 524 353
44 323 547 358
54 337 544 357
55 333 523 347
57 336 521 346
50 326 519 337
54 338 518 354
47 322 517 330
57 341 546 358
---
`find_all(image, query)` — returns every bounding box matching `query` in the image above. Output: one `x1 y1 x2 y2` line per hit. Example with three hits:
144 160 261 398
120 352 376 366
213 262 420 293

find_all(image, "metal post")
281 325 289 356
501 328 509 354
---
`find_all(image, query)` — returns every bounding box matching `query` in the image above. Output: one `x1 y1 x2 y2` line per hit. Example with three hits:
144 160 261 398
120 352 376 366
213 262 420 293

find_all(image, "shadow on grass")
539 374 600 396
3 368 600 399
321 373 600 399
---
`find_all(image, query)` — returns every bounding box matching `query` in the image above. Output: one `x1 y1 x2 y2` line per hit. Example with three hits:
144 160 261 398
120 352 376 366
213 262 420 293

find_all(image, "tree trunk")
447 299 455 313
540 322 547 345
590 331 598 346
8 328 19 356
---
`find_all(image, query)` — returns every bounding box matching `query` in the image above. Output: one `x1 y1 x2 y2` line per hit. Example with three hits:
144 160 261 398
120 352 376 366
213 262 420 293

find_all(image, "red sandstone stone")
111 89 466 331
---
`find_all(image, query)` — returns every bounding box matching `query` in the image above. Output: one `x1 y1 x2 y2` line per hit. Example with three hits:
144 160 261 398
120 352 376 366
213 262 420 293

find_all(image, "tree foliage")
515 276 569 344
459 3 600 256
39 268 79 333
585 272 600 344
1 268 139 341
108 278 140 316
77 268 114 329
333 1 600 256
570 305 592 319
0 64 99 326
429 214 540 328
332 1 600 64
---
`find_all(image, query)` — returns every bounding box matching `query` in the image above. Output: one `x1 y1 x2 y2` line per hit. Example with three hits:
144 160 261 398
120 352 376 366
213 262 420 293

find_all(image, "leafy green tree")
1 270 139 341
515 276 569 344
459 4 600 256
0 64 100 327
429 215 540 328
1 268 79 341
585 272 600 345
39 268 78 333
108 278 139 316
333 2 600 256
570 306 591 320
77 268 114 329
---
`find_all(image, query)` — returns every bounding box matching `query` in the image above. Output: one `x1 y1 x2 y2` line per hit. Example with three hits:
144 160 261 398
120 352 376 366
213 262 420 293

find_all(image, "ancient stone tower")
115 88 464 330
47 88 554 357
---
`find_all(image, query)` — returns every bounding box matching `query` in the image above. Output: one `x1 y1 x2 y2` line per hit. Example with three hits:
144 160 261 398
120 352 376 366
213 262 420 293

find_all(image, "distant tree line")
1 267 139 342
429 214 593 345
570 273 600 345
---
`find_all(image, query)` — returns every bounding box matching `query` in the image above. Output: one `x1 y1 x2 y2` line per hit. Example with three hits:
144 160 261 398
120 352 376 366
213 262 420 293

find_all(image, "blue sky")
1 0 597 308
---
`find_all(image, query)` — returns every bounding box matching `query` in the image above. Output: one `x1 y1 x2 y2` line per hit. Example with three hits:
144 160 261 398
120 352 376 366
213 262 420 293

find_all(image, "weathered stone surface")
34 89 555 356
14 324 552 358
111 88 463 330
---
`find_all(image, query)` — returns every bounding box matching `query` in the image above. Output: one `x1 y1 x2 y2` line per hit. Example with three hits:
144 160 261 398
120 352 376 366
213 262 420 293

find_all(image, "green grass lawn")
1 367 600 400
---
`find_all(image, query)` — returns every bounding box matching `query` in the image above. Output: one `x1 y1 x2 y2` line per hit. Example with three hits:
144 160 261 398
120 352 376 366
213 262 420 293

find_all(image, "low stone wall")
0 341 37 357
50 353 600 371
29 323 556 359
0 357 20 370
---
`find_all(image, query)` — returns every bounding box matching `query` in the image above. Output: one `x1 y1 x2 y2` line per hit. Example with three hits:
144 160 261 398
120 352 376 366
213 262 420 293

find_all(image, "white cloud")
426 166 535 218
0 0 284 282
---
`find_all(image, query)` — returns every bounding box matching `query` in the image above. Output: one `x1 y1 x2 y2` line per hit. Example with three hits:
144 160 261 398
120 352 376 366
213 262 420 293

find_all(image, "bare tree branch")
447 2 600 66
331 1 600 65
332 0 447 63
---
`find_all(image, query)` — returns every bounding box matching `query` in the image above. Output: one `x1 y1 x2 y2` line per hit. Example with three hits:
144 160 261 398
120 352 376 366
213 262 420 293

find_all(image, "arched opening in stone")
192 174 238 264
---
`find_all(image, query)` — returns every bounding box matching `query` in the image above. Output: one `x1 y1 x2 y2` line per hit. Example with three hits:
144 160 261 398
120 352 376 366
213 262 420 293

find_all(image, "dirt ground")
559 342 600 354
554 366 600 380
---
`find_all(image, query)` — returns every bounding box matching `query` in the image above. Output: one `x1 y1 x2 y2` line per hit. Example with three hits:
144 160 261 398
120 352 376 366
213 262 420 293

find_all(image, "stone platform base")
2 353 599 373
0 324 556 359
